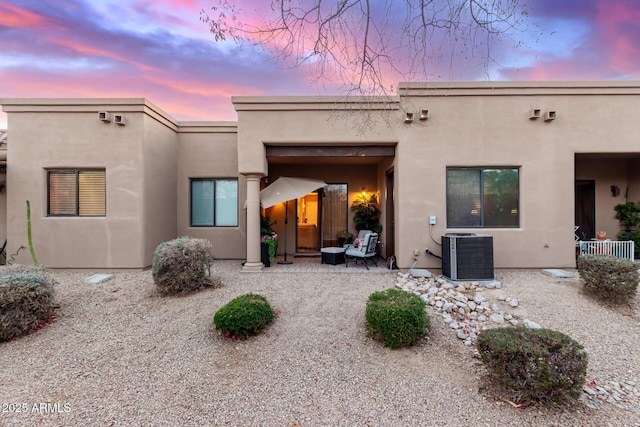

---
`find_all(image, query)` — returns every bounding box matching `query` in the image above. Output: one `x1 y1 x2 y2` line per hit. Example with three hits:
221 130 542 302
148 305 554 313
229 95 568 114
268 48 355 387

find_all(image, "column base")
241 261 265 273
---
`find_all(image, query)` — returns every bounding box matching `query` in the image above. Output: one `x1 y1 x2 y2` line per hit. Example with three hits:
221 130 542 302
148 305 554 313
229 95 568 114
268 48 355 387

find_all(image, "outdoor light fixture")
611 185 620 197
404 112 414 123
98 111 111 122
419 109 430 120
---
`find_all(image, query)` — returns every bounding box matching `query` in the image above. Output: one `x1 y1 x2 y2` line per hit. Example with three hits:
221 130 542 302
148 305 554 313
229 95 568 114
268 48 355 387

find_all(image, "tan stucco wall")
233 97 399 260
141 113 178 264
628 158 640 202
1 99 178 269
233 97 399 175
176 122 246 259
398 82 640 269
3 82 639 270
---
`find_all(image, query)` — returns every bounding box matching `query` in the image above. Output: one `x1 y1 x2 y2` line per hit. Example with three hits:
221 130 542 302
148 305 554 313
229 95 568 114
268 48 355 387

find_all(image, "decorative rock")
442 302 455 312
523 319 542 329
490 313 505 324
449 322 460 330
509 298 519 307
491 304 503 315
467 301 477 311
477 314 487 322
473 294 486 304
456 330 468 340
454 294 468 303
508 319 519 326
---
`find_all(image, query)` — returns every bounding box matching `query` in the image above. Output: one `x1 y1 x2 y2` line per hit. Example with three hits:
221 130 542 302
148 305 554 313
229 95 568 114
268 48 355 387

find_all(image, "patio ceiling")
266 145 395 165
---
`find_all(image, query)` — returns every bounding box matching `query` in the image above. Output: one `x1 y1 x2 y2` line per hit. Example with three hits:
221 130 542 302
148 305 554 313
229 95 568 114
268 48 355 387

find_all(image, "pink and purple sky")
1 0 639 128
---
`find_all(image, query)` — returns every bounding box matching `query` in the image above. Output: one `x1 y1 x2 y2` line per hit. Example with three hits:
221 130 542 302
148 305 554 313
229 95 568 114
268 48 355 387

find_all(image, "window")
191 179 238 227
446 168 519 227
48 169 106 216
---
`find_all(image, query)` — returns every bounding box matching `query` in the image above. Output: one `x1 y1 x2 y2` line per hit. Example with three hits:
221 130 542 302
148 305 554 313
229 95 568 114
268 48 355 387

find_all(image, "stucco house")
1 81 639 271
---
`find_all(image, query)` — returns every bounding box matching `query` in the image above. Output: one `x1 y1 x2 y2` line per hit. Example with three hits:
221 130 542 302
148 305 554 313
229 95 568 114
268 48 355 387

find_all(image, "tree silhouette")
201 0 530 98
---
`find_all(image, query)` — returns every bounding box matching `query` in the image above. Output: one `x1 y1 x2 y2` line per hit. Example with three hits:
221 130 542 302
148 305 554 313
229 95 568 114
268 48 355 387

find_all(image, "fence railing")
576 240 635 261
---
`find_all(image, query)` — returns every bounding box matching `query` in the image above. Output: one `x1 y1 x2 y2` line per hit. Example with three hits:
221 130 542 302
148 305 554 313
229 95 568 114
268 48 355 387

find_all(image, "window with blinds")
48 169 106 216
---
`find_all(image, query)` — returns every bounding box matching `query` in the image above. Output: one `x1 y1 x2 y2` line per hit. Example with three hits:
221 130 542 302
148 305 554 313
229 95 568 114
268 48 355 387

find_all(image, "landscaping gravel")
1 261 639 426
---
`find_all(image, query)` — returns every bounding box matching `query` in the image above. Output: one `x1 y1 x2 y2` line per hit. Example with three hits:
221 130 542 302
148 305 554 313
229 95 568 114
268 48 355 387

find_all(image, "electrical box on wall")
429 215 436 225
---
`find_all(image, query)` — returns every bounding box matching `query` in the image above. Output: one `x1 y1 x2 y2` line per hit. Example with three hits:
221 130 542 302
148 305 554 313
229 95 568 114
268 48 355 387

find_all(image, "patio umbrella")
260 177 327 264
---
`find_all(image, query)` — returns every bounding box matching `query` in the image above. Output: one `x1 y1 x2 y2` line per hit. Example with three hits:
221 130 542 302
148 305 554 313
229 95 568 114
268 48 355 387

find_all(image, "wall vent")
98 111 111 122
529 108 541 120
113 114 126 126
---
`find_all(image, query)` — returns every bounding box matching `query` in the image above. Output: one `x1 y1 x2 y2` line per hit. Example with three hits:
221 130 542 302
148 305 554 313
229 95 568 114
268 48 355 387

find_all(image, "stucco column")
242 173 264 272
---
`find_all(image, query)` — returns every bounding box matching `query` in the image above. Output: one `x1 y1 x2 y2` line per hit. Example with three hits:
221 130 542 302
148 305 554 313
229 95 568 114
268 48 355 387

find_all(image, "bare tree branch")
201 0 531 98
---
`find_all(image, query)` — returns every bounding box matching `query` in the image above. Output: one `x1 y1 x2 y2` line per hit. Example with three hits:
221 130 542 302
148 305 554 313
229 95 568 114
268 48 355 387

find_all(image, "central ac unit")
441 233 494 281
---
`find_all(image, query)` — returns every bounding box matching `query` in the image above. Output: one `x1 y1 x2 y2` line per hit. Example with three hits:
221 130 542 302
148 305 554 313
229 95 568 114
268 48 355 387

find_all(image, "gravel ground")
1 261 639 426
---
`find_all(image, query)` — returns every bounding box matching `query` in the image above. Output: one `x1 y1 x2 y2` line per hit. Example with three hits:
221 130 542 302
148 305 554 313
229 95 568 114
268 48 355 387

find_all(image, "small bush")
365 288 430 349
214 293 275 340
477 327 588 404
0 266 56 342
577 254 639 303
152 237 215 294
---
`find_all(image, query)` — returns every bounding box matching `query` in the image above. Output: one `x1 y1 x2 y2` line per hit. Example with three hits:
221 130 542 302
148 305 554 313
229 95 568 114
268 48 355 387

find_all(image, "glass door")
296 192 320 252
321 184 348 248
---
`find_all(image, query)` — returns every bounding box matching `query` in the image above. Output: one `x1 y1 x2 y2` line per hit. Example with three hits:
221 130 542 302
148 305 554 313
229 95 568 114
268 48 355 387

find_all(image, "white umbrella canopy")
260 177 327 208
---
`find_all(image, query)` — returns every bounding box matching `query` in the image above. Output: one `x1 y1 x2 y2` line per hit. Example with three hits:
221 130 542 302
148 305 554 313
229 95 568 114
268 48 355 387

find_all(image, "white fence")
576 240 635 261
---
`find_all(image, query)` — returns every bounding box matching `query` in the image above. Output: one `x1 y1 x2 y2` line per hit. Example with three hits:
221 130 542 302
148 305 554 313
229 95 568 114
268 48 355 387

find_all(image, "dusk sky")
1 0 640 128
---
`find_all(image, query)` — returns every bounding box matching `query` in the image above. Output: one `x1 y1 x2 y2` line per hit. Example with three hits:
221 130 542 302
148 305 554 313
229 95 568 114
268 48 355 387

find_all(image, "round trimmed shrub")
365 288 430 349
577 254 639 303
477 326 588 404
152 237 214 294
0 266 56 342
214 293 275 340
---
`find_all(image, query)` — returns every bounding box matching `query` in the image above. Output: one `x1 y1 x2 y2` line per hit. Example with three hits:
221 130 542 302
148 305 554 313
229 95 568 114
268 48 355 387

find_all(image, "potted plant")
351 192 382 233
614 201 640 240
260 214 278 267
261 234 277 267
337 230 354 246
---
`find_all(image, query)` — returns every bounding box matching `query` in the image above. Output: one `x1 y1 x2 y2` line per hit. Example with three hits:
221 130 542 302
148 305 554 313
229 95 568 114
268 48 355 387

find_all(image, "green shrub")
152 237 215 294
0 266 56 342
365 288 430 349
477 327 588 404
214 293 275 340
577 254 639 303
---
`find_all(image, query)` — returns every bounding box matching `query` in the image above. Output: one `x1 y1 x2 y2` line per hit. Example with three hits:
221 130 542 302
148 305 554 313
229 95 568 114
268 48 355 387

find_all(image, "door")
321 184 348 248
296 192 320 252
575 180 595 240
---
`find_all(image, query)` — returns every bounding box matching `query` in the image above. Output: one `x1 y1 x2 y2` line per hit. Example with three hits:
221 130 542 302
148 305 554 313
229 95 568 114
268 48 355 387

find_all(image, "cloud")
495 0 640 80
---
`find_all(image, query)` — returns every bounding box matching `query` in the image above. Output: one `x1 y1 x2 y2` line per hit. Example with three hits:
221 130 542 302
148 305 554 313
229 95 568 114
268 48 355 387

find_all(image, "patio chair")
343 229 372 249
345 232 378 270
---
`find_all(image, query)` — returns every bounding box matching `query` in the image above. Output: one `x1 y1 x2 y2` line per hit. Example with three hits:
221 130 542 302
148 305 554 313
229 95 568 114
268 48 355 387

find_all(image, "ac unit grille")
442 234 494 280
